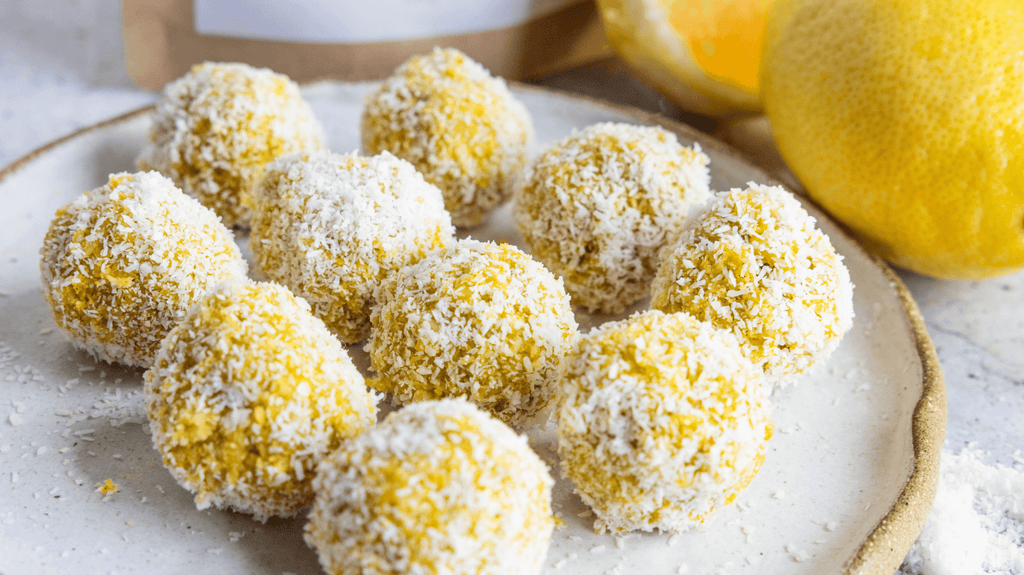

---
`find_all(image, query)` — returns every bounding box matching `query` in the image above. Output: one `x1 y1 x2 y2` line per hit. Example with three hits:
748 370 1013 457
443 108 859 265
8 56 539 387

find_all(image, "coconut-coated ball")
305 399 554 575
362 47 533 228
651 183 854 386
250 149 454 343
366 239 578 427
557 310 772 533
513 122 712 314
144 281 378 520
39 171 247 368
137 61 325 227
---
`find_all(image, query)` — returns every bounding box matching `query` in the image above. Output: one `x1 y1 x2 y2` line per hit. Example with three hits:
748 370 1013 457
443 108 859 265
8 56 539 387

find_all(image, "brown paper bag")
123 0 612 91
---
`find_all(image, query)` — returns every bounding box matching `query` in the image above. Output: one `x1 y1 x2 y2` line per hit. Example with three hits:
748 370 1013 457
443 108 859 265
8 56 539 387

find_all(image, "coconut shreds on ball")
144 281 379 521
305 399 554 575
250 149 455 343
39 171 248 368
556 310 773 534
513 122 712 314
366 239 578 427
361 47 534 228
137 61 325 228
651 183 854 386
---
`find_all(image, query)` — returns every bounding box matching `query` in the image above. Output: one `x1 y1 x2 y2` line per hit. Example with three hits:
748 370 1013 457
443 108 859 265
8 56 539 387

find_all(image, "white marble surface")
1 0 1022 572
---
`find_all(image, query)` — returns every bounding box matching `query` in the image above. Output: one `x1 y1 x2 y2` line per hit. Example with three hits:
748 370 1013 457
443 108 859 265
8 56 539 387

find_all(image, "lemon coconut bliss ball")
306 399 554 575
137 61 325 228
513 122 712 314
556 309 772 534
361 47 534 228
366 239 578 427
651 183 854 386
250 149 454 343
39 171 247 368
145 281 378 520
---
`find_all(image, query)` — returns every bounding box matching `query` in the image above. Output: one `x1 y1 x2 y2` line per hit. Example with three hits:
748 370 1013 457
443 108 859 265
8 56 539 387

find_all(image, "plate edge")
0 105 156 185
842 260 946 575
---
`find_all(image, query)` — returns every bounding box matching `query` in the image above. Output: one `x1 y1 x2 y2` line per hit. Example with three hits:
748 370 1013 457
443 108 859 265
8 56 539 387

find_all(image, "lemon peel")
762 0 1024 278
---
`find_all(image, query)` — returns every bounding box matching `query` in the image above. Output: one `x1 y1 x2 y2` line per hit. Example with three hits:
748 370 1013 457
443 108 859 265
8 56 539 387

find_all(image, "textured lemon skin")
305 400 553 575
556 310 772 533
761 0 1024 278
39 171 247 368
144 281 377 520
597 0 770 117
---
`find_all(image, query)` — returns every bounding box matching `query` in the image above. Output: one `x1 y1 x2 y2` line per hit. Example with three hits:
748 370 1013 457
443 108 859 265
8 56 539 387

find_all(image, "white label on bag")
193 0 580 44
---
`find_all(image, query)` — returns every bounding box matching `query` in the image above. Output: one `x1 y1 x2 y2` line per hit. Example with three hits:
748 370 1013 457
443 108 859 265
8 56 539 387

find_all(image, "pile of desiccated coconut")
899 448 1024 575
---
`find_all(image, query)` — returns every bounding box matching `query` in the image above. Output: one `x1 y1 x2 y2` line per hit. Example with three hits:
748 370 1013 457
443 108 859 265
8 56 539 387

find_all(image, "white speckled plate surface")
0 82 943 575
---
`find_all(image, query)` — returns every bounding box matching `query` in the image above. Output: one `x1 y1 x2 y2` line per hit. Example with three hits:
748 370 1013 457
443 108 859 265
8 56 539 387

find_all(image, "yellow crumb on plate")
96 478 119 494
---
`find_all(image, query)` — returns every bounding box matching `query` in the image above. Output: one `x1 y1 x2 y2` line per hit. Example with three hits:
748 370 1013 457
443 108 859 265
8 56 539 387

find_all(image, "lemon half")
598 0 772 117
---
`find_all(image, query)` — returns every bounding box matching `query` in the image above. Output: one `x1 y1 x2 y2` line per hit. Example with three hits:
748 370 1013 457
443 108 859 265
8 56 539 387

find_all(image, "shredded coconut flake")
899 449 1024 575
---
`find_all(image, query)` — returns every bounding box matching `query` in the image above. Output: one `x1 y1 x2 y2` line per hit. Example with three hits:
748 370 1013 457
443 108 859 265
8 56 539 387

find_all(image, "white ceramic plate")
0 82 942 575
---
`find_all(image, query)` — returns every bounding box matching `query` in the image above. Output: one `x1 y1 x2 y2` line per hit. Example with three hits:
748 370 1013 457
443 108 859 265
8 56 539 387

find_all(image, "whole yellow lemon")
761 0 1024 278
598 0 773 117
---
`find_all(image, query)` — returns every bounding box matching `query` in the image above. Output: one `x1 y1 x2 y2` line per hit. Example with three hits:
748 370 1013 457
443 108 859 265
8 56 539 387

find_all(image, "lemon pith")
597 0 770 116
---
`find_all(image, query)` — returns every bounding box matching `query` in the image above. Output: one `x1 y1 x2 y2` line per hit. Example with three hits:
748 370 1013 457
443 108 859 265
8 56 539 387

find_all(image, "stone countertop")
2 1 1022 572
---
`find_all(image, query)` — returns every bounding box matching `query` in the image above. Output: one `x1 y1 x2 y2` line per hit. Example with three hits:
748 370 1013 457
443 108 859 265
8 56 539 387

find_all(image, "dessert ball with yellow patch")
251 149 454 343
557 310 772 534
144 281 378 520
366 239 577 427
513 122 712 314
137 61 325 227
39 171 247 368
305 399 554 575
651 183 854 386
361 47 533 228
